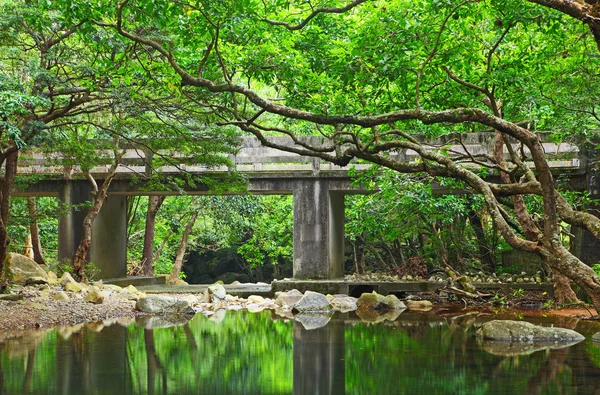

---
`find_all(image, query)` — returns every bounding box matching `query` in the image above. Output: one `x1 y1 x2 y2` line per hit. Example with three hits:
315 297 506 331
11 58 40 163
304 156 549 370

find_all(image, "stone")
246 303 266 313
208 284 227 300
135 296 195 315
25 276 48 286
356 292 387 310
385 294 407 310
47 271 58 285
329 295 358 313
231 280 241 285
295 314 332 330
275 289 304 307
209 309 227 323
64 282 82 293
293 291 333 313
247 295 266 304
0 293 23 301
53 291 69 301
59 272 77 286
136 315 191 329
104 284 123 292
3 253 48 284
406 300 433 311
93 280 104 290
199 289 211 303
84 290 105 304
476 320 585 342
593 332 600 342
125 285 138 293
480 339 582 356
356 292 405 311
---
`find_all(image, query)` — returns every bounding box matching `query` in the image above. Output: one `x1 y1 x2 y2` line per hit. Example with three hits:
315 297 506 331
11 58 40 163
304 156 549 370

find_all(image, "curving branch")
261 0 370 31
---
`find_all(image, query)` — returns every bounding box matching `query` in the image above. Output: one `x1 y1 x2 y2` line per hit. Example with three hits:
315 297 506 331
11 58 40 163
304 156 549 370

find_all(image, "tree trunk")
27 197 46 265
168 210 199 283
141 196 166 276
0 151 18 280
552 272 581 305
545 246 600 311
468 207 495 272
153 229 173 264
73 157 122 280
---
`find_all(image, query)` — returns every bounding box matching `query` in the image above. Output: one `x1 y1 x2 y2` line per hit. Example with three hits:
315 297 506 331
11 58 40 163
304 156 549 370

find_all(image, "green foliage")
593 264 600 277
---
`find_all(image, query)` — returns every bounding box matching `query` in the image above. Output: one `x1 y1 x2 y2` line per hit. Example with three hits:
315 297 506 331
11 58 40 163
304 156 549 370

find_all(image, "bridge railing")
15 134 583 178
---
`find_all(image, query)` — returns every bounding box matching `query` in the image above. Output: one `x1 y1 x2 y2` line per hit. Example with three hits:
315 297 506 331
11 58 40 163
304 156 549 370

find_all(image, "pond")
1 309 600 394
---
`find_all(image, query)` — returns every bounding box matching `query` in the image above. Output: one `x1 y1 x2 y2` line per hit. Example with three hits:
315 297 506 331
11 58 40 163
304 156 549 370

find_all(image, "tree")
56 0 600 309
140 196 166 276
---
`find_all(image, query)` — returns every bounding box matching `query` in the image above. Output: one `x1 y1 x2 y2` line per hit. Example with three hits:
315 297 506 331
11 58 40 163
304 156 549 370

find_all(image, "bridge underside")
25 177 365 280
14 168 600 280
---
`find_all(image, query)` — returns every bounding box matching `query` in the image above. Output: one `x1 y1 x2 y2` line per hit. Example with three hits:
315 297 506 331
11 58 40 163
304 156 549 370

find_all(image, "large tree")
54 0 600 308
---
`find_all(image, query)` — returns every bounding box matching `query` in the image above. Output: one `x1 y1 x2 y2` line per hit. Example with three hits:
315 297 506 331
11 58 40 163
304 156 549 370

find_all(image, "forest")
0 0 599 309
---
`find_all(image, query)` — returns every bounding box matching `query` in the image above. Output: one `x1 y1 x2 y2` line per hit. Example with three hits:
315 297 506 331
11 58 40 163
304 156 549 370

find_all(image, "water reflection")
0 310 599 394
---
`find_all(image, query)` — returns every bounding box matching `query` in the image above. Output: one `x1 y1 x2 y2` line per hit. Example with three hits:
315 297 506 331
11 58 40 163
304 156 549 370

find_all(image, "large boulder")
329 295 358 313
480 339 582 356
293 291 333 313
356 292 406 311
593 332 600 342
476 320 584 342
208 283 227 300
3 253 47 284
275 289 304 307
295 314 332 330
136 296 195 315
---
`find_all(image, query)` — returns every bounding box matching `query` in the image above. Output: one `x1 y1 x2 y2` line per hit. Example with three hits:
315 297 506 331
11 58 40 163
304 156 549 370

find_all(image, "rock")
53 291 69 301
593 332 600 342
208 284 227 300
64 282 82 293
275 289 304 307
356 292 405 311
385 294 407 310
136 315 191 329
480 339 582 356
329 295 358 313
293 291 333 313
4 253 48 284
84 290 105 304
476 320 585 342
406 300 433 311
246 303 266 313
59 272 77 286
199 290 211 303
231 280 241 285
93 280 104 290
247 295 266 304
125 285 138 293
0 293 23 301
295 314 332 330
104 284 123 292
209 309 227 323
356 308 402 323
25 276 48 286
47 271 58 285
85 322 105 332
356 292 387 310
135 296 195 315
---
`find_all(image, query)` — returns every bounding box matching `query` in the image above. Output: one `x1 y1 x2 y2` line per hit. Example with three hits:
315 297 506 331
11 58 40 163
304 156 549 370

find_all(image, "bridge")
14 133 598 279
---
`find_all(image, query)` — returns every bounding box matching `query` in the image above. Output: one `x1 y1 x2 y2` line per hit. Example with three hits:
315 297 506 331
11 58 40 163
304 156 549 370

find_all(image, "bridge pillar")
571 165 600 266
58 180 127 278
293 180 345 279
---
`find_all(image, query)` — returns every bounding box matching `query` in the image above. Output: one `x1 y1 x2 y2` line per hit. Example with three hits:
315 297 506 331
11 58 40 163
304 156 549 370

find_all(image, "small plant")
48 258 100 281
511 288 525 298
592 264 600 276
491 292 508 305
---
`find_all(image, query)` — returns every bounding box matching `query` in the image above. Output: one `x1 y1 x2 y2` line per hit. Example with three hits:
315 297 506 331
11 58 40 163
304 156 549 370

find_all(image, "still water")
1 309 599 394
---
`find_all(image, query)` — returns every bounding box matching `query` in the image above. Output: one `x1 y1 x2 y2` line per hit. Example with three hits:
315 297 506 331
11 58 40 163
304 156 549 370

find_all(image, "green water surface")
1 310 599 394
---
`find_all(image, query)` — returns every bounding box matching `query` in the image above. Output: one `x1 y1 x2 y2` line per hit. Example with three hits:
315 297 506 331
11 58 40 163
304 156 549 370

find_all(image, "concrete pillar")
58 180 127 279
90 195 128 278
571 167 600 266
293 320 345 395
293 180 345 279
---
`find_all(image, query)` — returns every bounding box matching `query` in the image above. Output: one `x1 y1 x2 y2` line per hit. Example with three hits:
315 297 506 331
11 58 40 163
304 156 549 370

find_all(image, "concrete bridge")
14 133 597 279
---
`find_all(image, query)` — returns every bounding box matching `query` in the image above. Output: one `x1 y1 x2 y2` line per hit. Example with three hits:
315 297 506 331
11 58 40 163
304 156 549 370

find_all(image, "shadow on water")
0 310 600 394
